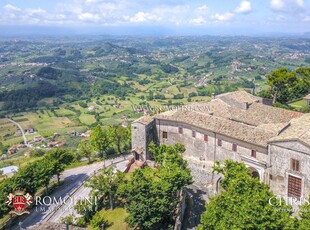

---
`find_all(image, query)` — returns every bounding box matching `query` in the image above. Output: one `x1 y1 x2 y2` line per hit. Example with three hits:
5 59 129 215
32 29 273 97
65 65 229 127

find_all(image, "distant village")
7 129 92 156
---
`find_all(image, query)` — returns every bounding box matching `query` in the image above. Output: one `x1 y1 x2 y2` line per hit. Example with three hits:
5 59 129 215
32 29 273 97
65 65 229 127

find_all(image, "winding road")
7 118 28 146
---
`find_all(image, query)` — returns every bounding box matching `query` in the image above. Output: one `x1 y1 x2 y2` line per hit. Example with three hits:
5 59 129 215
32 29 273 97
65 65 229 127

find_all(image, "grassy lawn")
65 160 91 170
289 99 307 108
79 113 96 125
92 208 132 230
2 136 24 146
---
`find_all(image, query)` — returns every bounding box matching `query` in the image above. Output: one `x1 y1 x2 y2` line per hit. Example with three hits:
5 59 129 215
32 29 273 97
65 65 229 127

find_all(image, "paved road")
47 156 128 224
10 155 129 230
7 118 27 145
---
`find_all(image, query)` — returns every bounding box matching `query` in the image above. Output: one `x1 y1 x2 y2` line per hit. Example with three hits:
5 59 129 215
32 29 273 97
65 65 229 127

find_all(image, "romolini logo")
6 190 32 215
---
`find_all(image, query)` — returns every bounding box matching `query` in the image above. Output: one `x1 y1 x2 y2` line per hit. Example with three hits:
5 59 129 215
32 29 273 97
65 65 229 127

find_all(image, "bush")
273 102 290 110
79 101 88 108
90 213 109 230
300 105 310 113
106 148 116 157
60 214 74 225
188 92 197 97
76 217 87 227
30 149 46 157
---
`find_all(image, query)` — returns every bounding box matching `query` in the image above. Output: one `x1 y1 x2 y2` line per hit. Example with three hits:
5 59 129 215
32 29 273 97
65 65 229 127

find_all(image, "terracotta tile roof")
190 98 301 126
128 160 146 172
215 90 262 106
133 115 154 125
270 113 310 146
155 91 305 147
156 110 284 147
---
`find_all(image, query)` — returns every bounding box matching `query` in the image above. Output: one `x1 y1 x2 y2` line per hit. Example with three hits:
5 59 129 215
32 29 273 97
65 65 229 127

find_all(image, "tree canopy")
198 160 296 230
117 143 192 230
267 67 296 104
261 67 310 106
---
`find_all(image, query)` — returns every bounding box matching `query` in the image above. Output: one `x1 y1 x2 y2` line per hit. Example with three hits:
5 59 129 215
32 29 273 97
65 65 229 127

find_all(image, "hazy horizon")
0 0 309 37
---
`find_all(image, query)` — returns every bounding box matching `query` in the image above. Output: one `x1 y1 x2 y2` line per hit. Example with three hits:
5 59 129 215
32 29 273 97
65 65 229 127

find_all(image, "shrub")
90 213 109 230
76 217 87 227
60 214 74 225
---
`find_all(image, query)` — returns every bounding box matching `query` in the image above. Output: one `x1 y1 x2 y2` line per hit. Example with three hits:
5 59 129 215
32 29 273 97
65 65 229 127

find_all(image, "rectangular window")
251 150 256 158
204 134 208 142
232 143 237 152
291 159 300 172
288 175 302 198
217 139 222 146
178 127 183 134
192 130 196 138
163 131 168 139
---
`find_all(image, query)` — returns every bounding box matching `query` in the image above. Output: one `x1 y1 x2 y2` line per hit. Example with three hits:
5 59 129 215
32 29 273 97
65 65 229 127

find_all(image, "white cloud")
212 12 234 22
235 1 252 14
78 13 100 22
296 0 304 7
275 15 286 21
189 16 207 25
197 5 209 14
129 11 160 23
26 8 46 17
151 5 190 24
4 4 21 12
270 0 304 12
270 0 285 10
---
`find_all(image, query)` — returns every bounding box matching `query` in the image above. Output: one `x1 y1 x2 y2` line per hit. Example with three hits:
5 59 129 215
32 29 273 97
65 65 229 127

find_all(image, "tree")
0 142 7 154
78 141 93 163
296 67 310 87
198 160 296 230
267 68 296 104
112 126 130 154
118 143 192 229
45 149 75 183
298 195 310 229
33 159 54 193
86 166 124 210
11 161 41 194
119 167 171 229
74 197 98 223
89 125 113 163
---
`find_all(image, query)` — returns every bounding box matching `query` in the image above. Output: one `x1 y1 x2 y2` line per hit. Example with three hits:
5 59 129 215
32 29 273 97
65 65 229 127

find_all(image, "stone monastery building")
131 91 310 199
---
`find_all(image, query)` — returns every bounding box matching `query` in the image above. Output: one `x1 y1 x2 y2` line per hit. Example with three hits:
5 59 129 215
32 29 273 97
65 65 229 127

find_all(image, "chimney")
308 87 310 94
242 102 249 110
212 93 215 100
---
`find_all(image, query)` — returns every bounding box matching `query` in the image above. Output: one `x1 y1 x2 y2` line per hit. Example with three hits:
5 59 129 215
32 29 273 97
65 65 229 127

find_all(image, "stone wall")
131 120 156 160
269 141 310 197
156 119 268 184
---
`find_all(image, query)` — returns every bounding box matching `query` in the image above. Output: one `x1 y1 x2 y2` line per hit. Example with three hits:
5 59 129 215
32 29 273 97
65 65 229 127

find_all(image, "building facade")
131 91 310 199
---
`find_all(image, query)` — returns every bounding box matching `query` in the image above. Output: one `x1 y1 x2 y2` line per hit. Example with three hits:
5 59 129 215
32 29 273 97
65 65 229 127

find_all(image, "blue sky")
0 0 309 35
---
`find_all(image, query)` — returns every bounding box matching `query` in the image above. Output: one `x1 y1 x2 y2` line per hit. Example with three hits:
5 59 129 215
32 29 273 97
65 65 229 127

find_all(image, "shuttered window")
288 175 302 198
178 127 183 134
291 159 300 172
251 150 256 158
